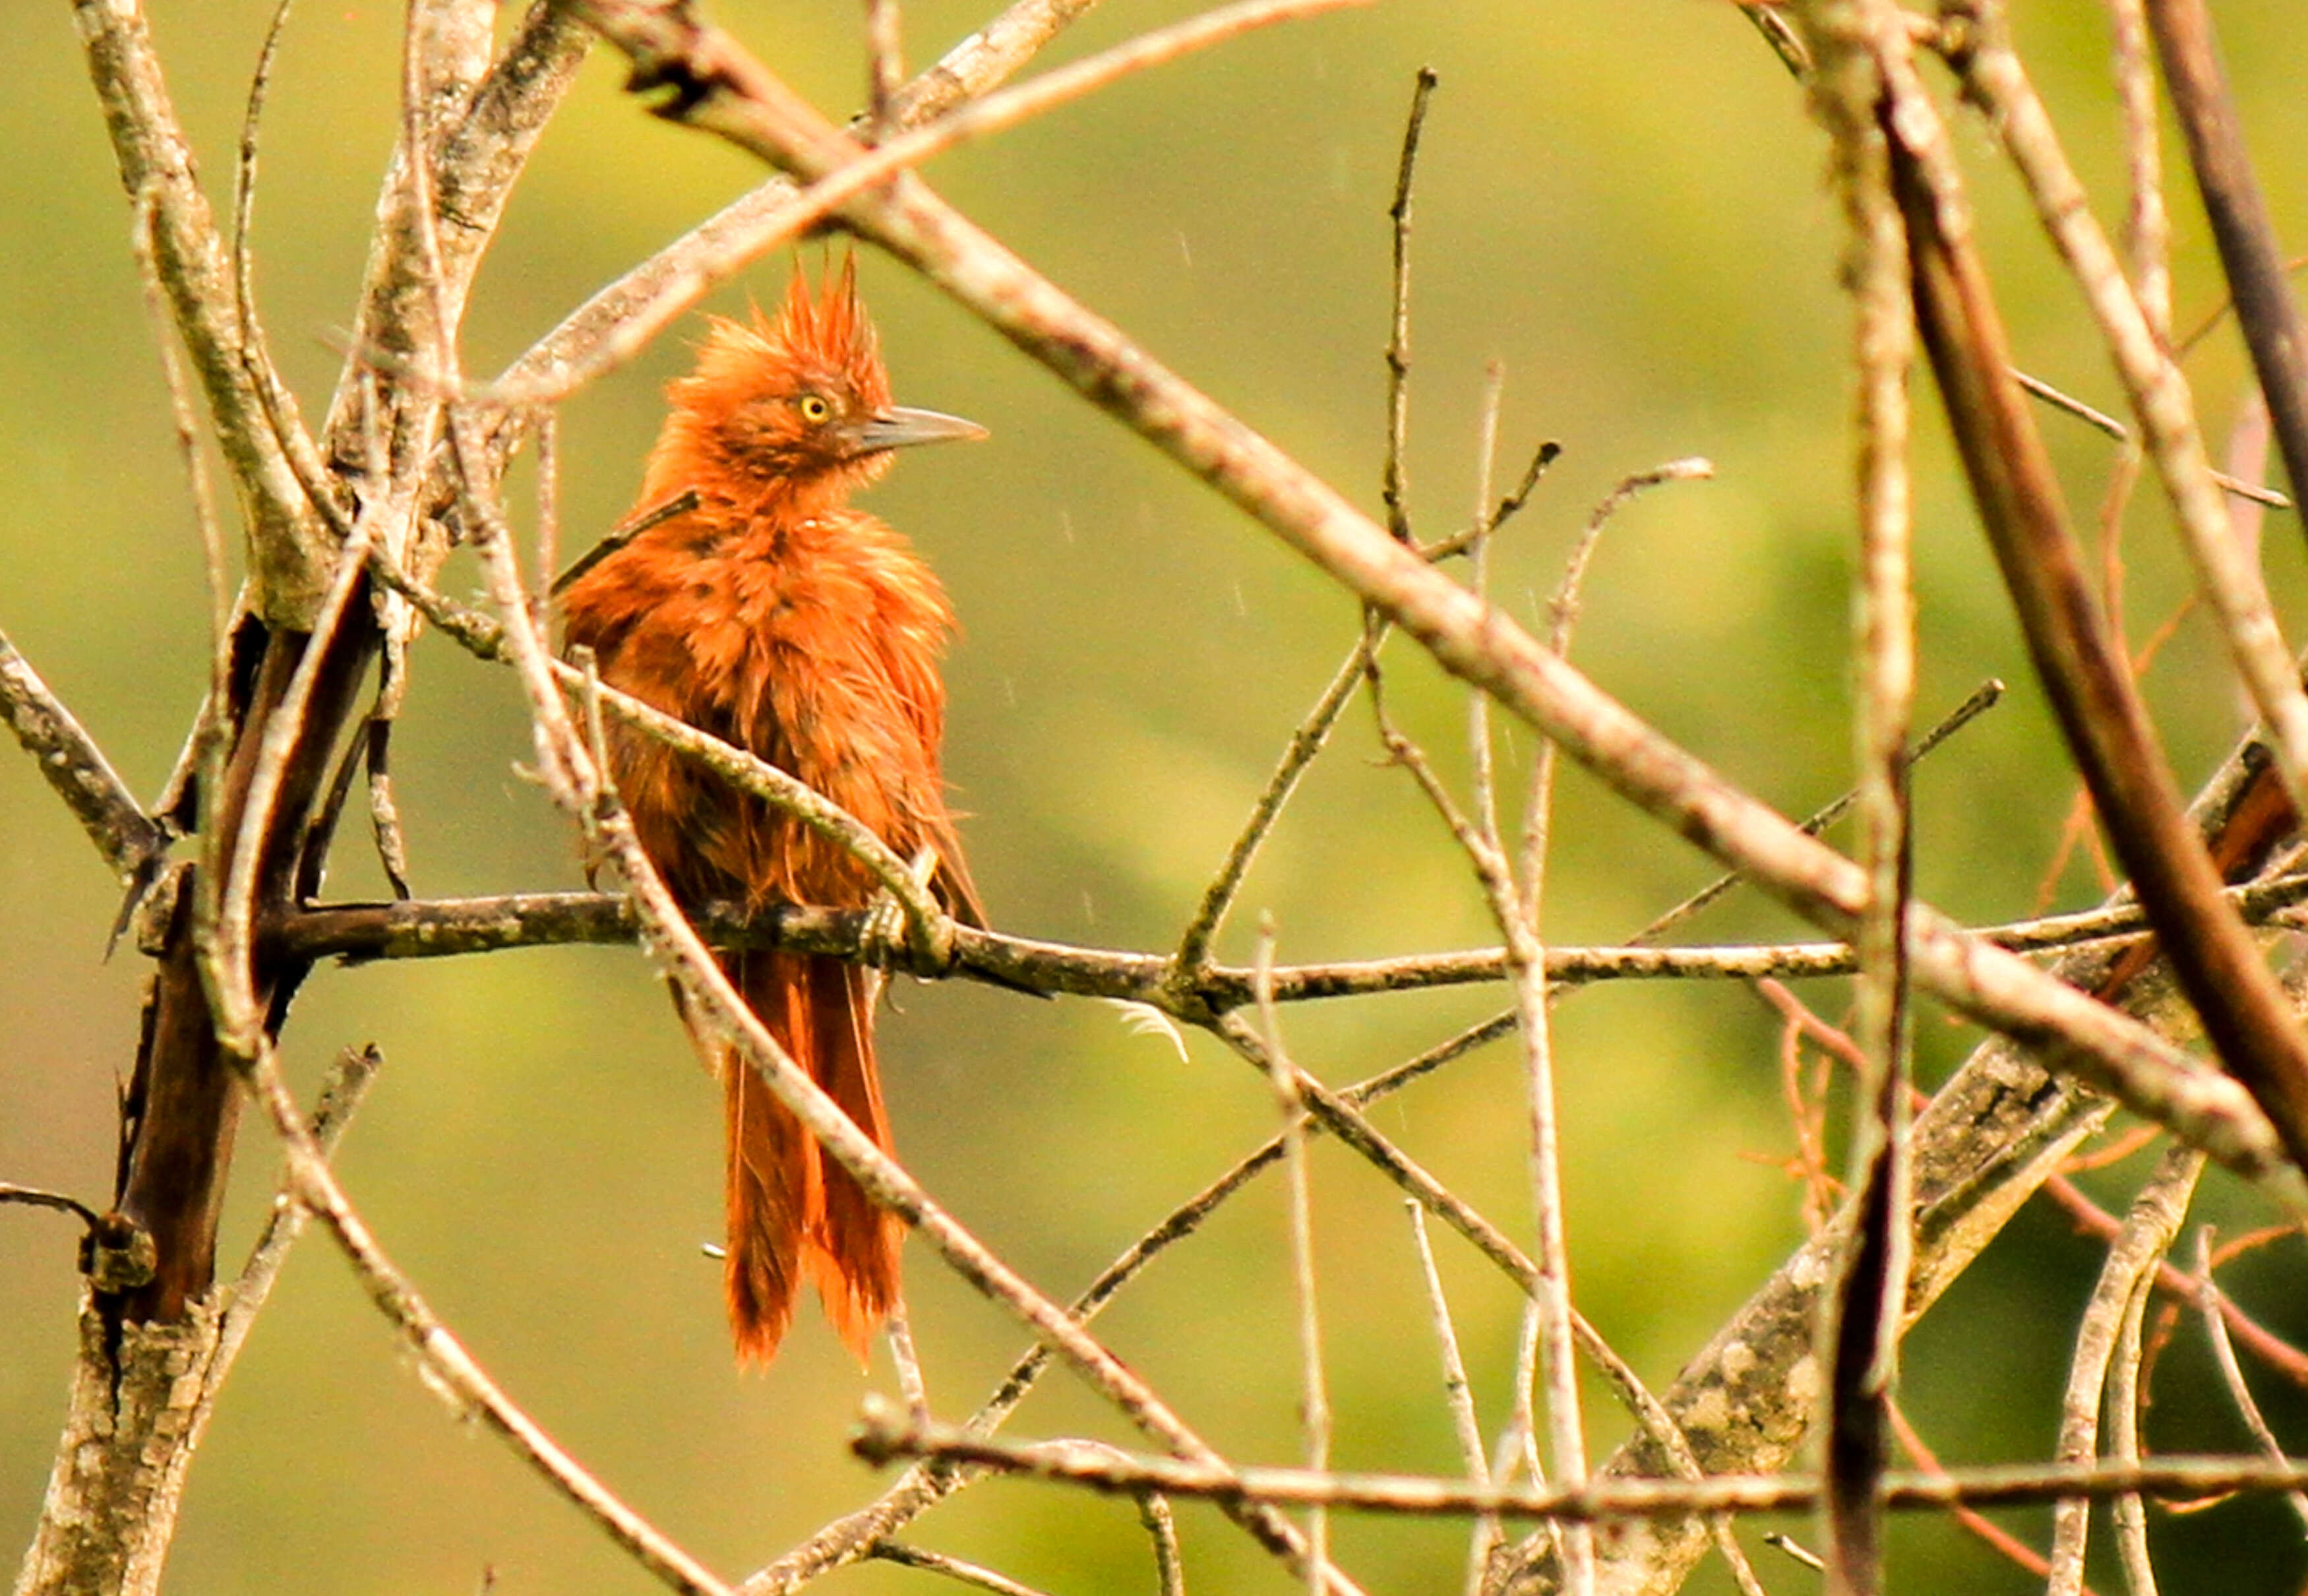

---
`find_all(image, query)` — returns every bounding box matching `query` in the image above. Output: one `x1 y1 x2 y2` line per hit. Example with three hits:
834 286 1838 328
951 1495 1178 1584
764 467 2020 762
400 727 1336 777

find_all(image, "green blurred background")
7 2 2308 1591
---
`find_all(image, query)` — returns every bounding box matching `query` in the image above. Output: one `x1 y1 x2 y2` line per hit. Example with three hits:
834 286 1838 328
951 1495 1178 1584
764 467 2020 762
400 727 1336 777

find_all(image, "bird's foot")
859 845 942 973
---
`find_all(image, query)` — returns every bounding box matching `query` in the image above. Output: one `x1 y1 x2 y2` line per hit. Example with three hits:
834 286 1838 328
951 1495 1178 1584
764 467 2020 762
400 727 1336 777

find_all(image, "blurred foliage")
5 3 2308 1593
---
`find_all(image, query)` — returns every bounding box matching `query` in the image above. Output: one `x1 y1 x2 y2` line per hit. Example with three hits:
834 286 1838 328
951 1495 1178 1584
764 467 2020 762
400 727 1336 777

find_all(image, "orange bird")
560 262 985 1364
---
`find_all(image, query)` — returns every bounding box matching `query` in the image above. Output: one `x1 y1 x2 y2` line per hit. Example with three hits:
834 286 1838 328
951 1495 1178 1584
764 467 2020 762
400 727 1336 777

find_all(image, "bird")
559 259 985 1365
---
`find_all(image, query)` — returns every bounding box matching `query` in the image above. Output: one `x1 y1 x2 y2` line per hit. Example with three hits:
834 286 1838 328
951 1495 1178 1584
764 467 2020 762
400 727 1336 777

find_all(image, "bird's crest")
777 256 884 392
684 256 892 412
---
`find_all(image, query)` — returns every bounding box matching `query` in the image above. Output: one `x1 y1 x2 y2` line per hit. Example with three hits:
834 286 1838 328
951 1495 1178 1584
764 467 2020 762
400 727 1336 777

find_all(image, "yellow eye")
796 394 832 423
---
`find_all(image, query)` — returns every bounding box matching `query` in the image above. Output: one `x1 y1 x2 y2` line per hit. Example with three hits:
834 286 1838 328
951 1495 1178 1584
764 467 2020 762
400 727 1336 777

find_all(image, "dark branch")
2148 0 2308 556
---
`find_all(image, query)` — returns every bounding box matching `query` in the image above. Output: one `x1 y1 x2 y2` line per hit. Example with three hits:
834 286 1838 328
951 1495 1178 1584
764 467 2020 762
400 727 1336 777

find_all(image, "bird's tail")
721 948 903 1364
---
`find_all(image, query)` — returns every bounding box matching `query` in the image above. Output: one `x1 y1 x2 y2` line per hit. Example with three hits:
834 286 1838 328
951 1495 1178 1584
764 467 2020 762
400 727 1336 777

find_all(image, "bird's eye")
796 394 833 424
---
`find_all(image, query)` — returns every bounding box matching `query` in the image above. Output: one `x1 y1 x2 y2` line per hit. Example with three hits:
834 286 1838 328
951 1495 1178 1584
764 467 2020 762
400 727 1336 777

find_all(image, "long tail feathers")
722 950 902 1365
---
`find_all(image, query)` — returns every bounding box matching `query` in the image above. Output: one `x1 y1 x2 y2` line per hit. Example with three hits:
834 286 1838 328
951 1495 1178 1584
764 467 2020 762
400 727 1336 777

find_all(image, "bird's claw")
861 844 946 973
859 889 911 970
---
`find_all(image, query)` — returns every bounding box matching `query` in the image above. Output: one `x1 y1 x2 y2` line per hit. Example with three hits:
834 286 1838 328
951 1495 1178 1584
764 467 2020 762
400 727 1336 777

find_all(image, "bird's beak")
853 405 990 454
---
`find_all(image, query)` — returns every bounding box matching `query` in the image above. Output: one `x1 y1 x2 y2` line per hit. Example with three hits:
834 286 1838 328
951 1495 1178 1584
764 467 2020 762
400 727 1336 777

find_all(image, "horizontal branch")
268 868 2308 1008
853 1405 2308 1523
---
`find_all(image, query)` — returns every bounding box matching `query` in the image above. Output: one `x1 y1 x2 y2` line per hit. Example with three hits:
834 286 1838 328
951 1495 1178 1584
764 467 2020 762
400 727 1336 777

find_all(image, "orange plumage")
560 261 984 1364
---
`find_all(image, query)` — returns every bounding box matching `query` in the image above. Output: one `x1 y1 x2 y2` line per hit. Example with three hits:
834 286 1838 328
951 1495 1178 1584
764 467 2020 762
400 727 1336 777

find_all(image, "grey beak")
855 405 989 452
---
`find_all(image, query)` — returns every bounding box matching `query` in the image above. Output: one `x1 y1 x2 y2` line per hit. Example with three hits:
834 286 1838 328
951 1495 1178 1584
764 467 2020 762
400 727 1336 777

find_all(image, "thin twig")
2046 1144 2202 1596
886 0 1105 127
1381 67 1437 544
869 1543 1054 1596
1254 920 1331 1596
2106 0 2172 338
1138 1491 1186 1596
2109 1196 2168 1596
2192 1227 2308 1533
2014 370 2286 507
1466 362 1507 852
1170 632 1375 979
1627 677 2002 944
864 0 905 132
270 863 2308 1005
0 1184 107 1231
887 1306 932 1427
1406 1204 1500 1593
532 407 562 630
1804 7 1916 1583
549 489 700 596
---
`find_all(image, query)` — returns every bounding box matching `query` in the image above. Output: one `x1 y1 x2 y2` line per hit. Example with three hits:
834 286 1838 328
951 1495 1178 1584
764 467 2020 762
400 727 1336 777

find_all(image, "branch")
1953 3 2308 829
2146 0 2308 557
2045 1144 2201 1596
69 0 330 624
883 0 1102 127
0 624 167 880
853 1408 2308 1521
1796 4 1917 1587
267 865 2308 1006
1881 26 2308 1176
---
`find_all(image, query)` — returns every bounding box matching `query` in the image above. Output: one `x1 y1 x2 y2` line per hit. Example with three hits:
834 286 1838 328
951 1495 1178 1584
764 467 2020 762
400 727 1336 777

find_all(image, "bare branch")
2146 0 2308 554
2046 1145 2202 1596
267 863 2308 1008
71 0 330 622
885 0 1105 127
0 625 167 881
869 1543 1054 1596
1630 677 2003 945
1794 5 1917 1585
1407 1203 1500 1591
853 1409 2308 1521
1955 4 2308 828
1252 923 1333 1596
1171 634 1373 979
2192 1227 2308 1533
1382 67 1438 544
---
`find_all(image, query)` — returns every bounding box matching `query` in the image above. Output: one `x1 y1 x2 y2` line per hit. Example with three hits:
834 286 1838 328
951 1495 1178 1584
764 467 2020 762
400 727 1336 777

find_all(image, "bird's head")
666 259 985 502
